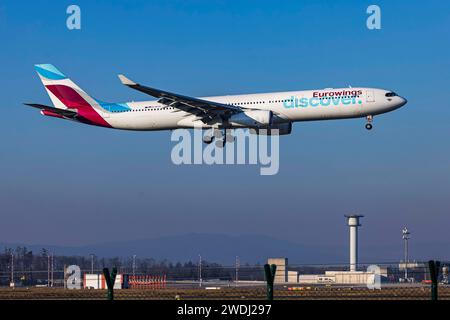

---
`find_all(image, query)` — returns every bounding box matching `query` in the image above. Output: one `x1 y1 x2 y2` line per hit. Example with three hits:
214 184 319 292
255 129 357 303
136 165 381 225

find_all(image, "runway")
0 285 449 300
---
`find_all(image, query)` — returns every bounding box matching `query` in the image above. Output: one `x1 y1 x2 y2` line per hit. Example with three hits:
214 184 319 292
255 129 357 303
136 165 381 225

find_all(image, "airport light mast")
132 255 137 277
51 254 54 287
90 253 95 274
235 256 240 286
10 251 14 287
198 254 202 287
47 253 51 287
402 227 410 281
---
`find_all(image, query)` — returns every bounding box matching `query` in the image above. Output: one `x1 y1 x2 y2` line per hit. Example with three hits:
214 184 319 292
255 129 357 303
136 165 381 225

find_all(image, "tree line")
0 247 261 286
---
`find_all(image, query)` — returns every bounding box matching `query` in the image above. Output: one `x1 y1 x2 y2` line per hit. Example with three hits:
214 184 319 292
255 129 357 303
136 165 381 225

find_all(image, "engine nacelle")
251 122 292 135
229 110 272 127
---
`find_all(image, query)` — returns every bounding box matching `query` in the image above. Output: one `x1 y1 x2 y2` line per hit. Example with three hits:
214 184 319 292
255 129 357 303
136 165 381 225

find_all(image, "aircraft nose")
399 96 407 107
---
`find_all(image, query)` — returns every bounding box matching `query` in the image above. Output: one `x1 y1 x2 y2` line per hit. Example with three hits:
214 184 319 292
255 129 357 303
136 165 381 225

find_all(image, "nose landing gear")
365 115 373 130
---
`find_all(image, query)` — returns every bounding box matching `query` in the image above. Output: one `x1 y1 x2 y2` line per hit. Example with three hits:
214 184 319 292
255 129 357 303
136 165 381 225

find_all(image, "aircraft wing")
118 74 242 123
23 103 78 118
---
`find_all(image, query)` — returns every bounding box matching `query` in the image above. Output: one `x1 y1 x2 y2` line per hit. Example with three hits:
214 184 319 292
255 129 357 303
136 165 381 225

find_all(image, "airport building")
267 215 388 285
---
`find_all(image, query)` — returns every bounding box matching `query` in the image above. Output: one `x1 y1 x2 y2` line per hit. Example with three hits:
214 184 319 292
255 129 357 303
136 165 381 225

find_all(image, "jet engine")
229 110 272 127
251 122 292 135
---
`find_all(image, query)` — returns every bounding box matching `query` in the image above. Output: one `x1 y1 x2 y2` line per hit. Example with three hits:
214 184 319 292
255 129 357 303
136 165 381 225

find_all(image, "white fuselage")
100 87 407 131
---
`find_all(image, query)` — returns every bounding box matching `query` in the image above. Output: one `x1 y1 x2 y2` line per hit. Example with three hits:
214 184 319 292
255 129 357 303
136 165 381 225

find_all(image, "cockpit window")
385 92 397 97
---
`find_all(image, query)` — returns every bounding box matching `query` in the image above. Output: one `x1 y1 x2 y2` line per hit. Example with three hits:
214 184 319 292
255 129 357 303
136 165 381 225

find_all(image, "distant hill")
1 233 448 265
0 233 343 265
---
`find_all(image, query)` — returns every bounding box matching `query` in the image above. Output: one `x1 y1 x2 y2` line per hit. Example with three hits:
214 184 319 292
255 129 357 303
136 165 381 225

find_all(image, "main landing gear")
202 129 234 147
202 134 214 144
365 115 373 130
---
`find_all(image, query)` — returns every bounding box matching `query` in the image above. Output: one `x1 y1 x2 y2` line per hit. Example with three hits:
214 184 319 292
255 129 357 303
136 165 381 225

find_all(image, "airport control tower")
345 215 364 272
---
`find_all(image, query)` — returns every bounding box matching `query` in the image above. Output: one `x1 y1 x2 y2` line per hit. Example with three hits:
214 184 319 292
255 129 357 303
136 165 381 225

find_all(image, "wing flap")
118 74 242 122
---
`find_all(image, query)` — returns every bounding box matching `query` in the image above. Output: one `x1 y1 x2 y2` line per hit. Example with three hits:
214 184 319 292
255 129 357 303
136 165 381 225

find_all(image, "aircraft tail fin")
33 64 112 127
34 64 96 110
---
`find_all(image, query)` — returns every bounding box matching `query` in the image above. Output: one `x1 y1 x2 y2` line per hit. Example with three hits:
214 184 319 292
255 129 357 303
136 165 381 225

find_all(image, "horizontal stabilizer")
23 103 78 118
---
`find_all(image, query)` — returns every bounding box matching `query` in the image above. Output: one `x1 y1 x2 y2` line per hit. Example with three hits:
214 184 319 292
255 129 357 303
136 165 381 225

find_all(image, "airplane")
26 64 407 147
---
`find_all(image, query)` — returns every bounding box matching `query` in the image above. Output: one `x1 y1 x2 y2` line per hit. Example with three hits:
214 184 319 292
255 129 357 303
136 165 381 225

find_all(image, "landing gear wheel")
225 133 235 143
365 123 373 130
213 129 223 139
215 139 226 148
203 135 214 144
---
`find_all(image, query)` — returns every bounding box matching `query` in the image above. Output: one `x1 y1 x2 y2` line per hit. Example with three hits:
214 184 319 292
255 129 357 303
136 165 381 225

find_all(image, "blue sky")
0 0 449 262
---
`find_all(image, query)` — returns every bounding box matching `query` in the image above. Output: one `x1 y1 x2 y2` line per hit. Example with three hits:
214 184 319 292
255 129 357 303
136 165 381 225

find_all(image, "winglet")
118 74 137 86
